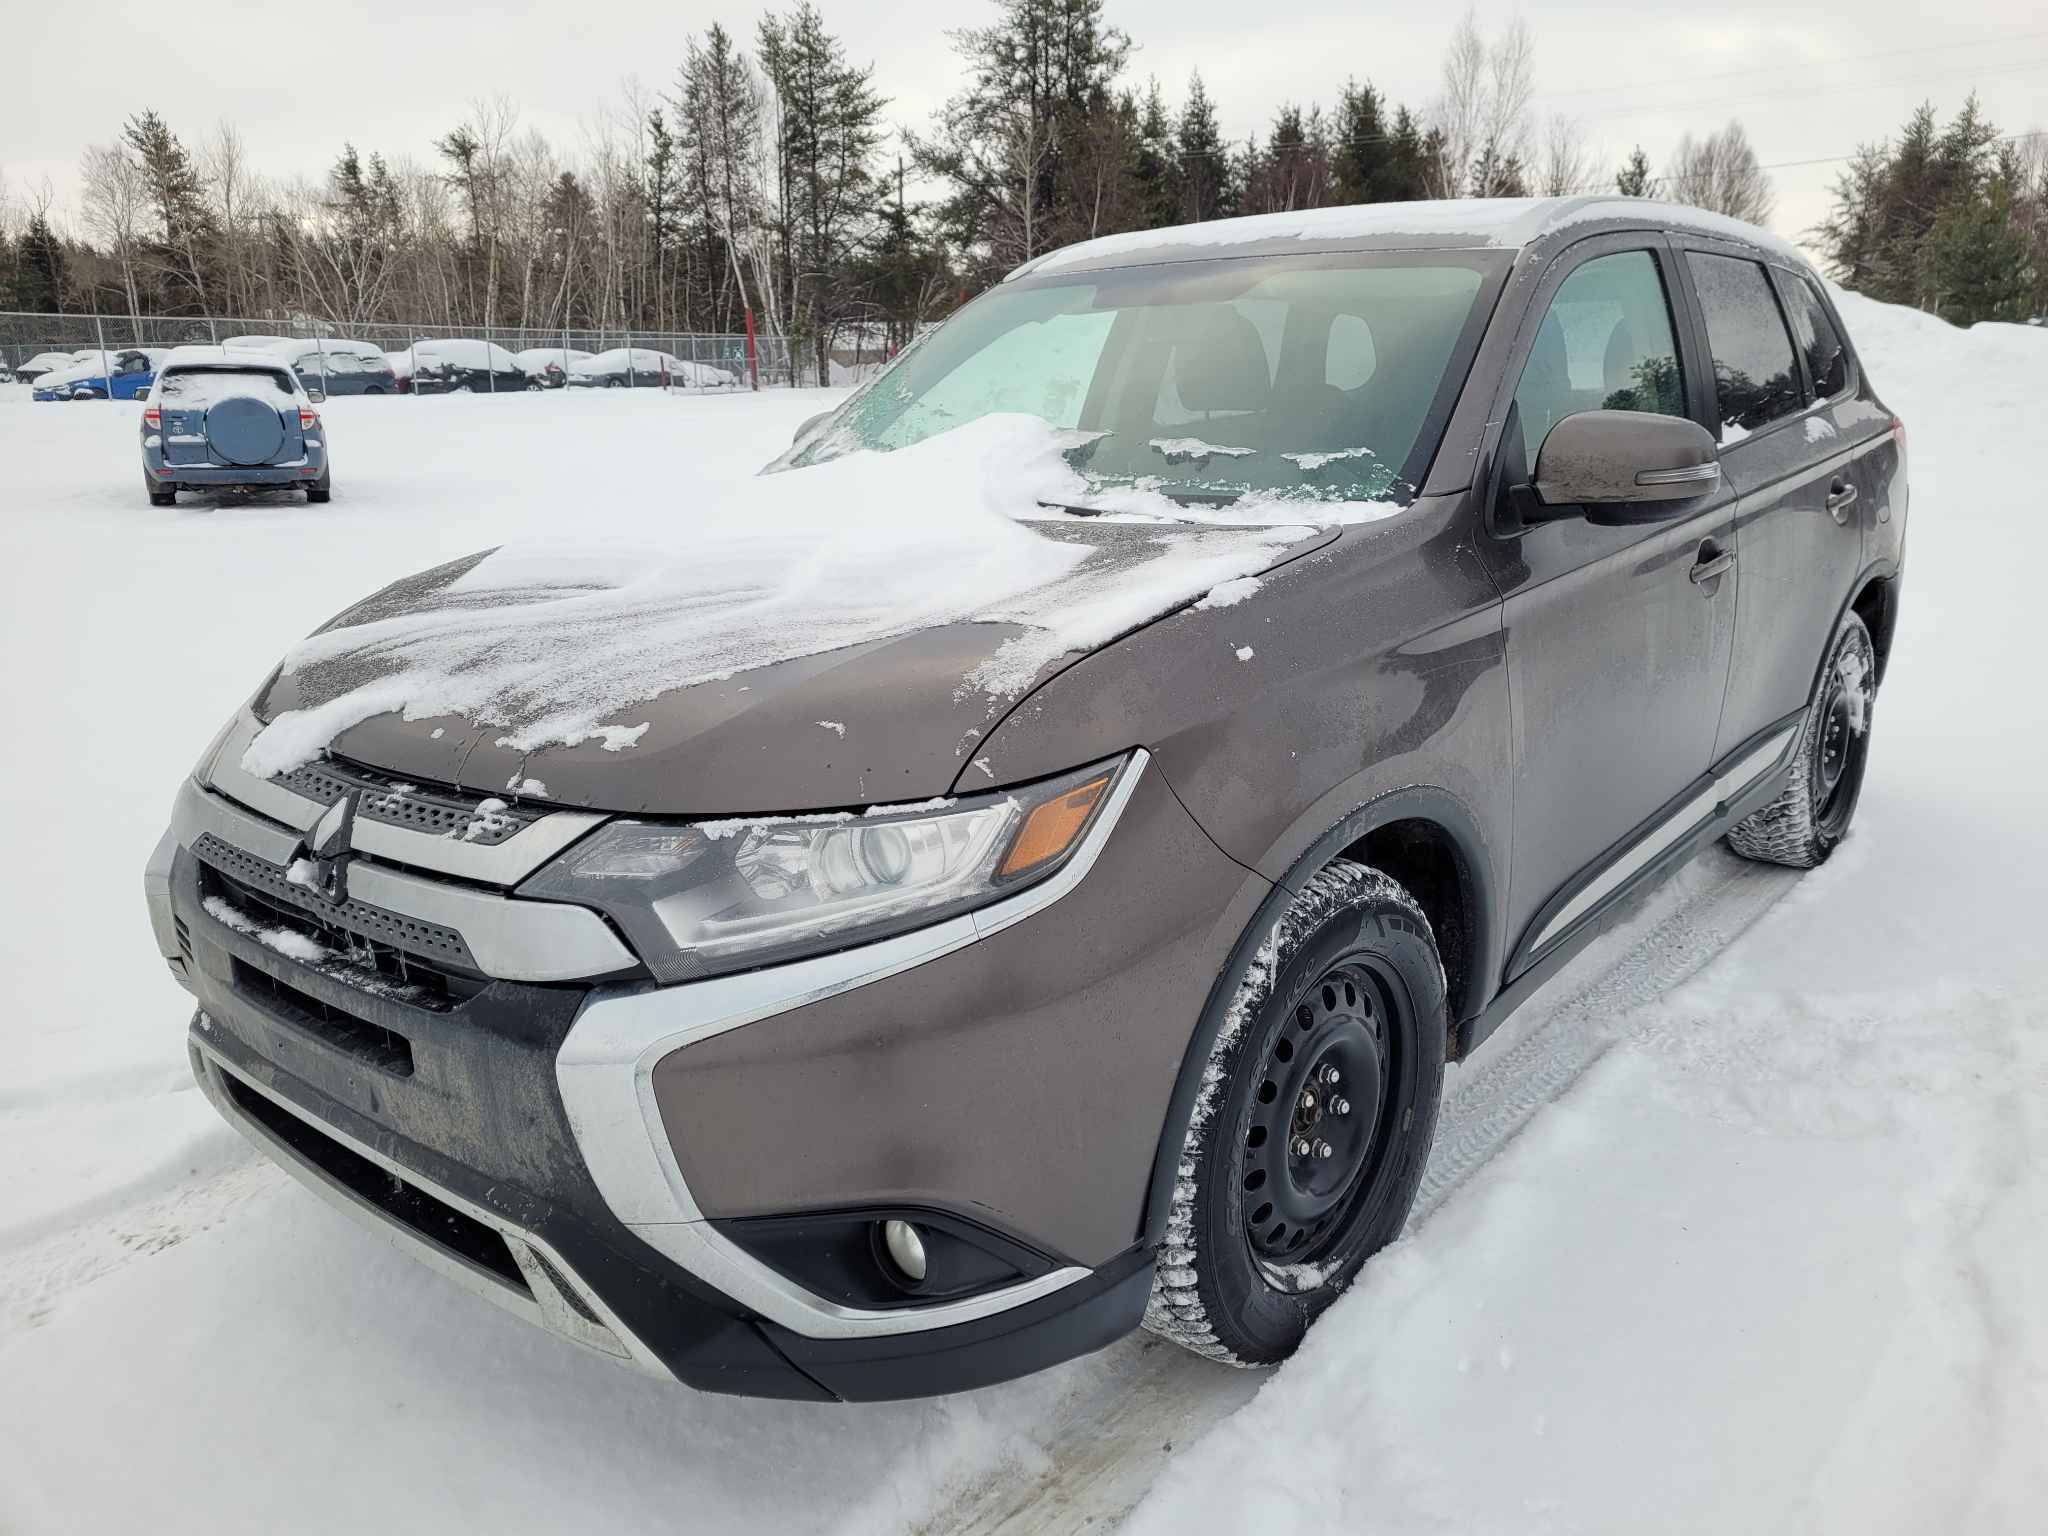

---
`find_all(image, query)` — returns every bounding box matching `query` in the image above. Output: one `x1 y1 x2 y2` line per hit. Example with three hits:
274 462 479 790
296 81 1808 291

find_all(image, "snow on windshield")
240 414 1312 775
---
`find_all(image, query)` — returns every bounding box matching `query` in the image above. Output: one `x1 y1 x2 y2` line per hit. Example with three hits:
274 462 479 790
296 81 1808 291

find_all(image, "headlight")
519 756 1132 982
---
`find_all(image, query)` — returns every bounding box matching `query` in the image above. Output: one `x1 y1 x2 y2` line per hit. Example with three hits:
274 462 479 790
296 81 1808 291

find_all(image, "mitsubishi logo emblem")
300 791 359 905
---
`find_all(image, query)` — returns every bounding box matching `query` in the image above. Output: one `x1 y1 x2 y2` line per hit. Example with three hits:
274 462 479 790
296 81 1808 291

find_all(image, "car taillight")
1891 415 1906 450
142 405 160 428
299 407 319 430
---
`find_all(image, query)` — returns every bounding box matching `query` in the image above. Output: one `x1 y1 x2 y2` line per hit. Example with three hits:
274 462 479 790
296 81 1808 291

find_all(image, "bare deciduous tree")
78 144 150 322
1662 120 1775 223
1429 9 1534 198
1538 116 1594 197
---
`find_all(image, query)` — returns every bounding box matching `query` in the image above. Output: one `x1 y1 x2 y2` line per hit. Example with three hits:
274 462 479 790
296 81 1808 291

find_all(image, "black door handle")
1689 542 1735 587
1826 480 1858 523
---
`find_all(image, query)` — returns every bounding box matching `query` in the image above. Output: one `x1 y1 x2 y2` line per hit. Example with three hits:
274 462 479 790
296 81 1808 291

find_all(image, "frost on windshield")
241 415 1327 777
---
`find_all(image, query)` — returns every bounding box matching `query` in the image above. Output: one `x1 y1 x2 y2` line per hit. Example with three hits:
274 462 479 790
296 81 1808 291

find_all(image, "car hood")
252 520 1336 816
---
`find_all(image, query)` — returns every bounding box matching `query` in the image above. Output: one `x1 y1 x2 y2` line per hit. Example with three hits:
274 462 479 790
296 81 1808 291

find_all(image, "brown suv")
145 197 1904 1400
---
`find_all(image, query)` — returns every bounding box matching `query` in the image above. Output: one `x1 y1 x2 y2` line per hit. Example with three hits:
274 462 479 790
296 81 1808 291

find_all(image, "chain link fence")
0 311 799 392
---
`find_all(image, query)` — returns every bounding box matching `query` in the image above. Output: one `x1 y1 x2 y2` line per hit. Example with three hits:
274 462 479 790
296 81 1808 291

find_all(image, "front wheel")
1146 860 1446 1366
1726 612 1876 868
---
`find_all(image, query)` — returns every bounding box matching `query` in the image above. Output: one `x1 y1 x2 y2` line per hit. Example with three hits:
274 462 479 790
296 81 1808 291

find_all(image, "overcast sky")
8 0 2045 256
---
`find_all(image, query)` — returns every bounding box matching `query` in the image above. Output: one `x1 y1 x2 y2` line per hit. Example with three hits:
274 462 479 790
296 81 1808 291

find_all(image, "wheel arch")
1847 564 1900 687
1139 784 1496 1248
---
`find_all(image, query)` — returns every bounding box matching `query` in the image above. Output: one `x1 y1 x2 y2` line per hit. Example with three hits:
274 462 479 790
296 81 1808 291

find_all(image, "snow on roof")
161 343 296 368
1016 195 1809 279
515 347 594 367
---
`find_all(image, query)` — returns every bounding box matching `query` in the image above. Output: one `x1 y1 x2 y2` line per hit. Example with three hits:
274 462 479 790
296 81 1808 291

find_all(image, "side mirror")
305 386 327 403
792 409 832 446
1531 410 1720 526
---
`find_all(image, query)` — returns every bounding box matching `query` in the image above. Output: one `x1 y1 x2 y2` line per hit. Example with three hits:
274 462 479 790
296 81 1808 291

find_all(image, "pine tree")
1616 146 1652 197
643 108 683 329
1132 80 1182 228
1177 71 1230 223
122 109 215 311
758 1 887 381
1331 81 1387 205
909 0 1131 273
1921 172 2037 323
17 212 65 312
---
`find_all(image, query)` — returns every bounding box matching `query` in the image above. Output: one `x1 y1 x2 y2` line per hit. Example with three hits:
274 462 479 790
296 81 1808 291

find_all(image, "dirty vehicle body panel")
148 197 1903 1398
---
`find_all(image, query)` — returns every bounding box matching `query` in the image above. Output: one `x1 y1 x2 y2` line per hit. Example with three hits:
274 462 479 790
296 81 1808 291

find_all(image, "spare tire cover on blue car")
206 395 286 465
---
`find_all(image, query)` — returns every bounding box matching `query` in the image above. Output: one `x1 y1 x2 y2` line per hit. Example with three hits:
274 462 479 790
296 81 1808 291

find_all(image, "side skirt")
1461 711 1804 1058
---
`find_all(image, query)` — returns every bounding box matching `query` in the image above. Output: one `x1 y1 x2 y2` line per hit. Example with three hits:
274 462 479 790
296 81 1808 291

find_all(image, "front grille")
222 1073 527 1291
274 756 547 846
232 957 416 1075
192 832 479 977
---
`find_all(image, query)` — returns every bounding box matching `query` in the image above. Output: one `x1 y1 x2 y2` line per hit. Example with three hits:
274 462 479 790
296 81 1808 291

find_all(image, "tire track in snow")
930 845 1801 1536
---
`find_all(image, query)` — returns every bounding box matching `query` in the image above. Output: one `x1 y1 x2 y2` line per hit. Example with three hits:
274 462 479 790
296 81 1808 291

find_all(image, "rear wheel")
1726 612 1876 868
144 472 176 507
306 472 332 504
1146 860 1446 1365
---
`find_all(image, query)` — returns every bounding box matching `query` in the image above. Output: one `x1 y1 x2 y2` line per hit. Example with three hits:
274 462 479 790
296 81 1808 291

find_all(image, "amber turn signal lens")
999 774 1111 880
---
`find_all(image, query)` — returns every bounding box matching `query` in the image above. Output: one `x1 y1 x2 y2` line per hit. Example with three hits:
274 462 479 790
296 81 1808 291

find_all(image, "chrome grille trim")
207 709 606 887
169 777 637 984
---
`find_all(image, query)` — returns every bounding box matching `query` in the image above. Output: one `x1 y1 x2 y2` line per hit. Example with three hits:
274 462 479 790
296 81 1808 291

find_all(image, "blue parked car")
141 347 329 506
33 347 168 401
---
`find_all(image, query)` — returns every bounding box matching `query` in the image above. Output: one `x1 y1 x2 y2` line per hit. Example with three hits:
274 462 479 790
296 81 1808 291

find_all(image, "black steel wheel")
1146 860 1446 1366
1727 611 1876 868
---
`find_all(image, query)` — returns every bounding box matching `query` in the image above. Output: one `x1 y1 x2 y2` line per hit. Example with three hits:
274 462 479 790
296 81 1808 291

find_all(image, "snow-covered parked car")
567 347 737 390
143 197 1905 1400
32 347 169 401
268 339 400 398
514 347 594 389
14 350 82 384
407 339 532 394
140 346 329 505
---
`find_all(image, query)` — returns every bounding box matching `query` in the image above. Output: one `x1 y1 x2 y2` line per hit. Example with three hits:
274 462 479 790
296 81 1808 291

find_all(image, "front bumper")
148 731 1254 1397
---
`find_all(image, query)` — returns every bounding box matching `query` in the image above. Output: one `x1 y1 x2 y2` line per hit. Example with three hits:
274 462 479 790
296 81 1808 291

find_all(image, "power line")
1531 26 2048 104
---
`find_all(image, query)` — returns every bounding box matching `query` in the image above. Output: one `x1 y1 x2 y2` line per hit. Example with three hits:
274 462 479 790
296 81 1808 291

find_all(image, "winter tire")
1726 612 1876 869
1145 859 1447 1366
306 474 333 505
145 473 176 508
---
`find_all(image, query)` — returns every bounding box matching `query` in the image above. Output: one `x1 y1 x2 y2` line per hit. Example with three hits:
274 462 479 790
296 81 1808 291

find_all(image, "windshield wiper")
1035 499 1116 518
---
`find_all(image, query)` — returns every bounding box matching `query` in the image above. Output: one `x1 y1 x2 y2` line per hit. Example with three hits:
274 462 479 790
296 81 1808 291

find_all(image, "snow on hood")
241 414 1319 778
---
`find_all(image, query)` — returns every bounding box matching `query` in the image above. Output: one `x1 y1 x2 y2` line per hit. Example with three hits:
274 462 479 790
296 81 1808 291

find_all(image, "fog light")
881 1219 927 1283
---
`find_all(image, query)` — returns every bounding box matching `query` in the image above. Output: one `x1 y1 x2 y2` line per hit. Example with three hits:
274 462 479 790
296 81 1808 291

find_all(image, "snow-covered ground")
1 300 2044 1533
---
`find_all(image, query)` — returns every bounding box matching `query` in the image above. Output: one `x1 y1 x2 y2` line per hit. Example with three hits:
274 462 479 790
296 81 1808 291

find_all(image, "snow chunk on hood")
242 414 1313 777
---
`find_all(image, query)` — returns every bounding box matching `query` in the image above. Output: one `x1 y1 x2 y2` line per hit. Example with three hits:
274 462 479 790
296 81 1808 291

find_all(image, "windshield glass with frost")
793 252 1504 504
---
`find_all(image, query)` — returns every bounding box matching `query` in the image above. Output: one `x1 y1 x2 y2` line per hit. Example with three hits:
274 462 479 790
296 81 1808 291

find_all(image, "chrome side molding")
1526 724 1797 956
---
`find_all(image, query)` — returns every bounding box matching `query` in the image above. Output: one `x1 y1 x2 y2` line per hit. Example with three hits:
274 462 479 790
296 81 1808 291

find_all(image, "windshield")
791 252 1504 505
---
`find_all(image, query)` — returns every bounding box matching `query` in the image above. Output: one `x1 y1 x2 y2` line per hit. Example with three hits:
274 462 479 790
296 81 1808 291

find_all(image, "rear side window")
1685 252 1804 440
1778 277 1850 400
158 368 296 407
1514 249 1686 464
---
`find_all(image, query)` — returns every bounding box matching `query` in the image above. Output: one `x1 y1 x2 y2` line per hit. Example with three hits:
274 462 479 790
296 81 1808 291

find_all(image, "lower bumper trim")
190 1023 659 1373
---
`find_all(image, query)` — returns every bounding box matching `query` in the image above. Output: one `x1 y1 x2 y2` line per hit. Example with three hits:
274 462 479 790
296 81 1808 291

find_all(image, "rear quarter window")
1778 277 1851 400
1684 252 1805 440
